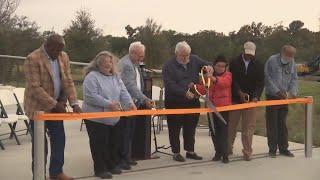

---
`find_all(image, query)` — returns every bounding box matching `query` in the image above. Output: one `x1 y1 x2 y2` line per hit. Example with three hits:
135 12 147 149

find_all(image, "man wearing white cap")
228 41 265 161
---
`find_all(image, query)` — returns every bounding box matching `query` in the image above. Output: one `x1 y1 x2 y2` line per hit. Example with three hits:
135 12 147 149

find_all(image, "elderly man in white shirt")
118 41 154 170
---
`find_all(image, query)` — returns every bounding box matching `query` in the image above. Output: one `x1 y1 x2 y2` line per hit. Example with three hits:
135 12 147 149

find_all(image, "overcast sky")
15 0 320 36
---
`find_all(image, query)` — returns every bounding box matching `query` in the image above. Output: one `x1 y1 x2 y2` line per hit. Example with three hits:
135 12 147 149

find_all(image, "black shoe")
269 152 277 158
95 171 113 179
280 150 294 157
128 160 138 166
110 168 122 175
119 163 131 170
222 156 229 163
173 154 186 162
186 152 203 160
212 154 222 161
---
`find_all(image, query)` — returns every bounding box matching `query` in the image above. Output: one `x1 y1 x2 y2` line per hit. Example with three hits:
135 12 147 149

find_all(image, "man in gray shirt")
264 45 298 158
118 41 154 169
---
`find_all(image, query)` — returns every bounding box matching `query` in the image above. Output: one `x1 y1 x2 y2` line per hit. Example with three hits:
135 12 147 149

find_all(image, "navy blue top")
162 54 209 108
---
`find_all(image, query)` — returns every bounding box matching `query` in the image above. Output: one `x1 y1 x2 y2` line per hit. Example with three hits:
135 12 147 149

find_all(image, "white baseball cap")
244 41 256 56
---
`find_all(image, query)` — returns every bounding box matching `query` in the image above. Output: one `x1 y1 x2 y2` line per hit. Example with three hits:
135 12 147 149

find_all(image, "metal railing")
0 55 90 88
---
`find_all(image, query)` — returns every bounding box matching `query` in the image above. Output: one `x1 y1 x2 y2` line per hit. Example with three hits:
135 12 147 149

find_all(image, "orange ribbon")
34 97 313 121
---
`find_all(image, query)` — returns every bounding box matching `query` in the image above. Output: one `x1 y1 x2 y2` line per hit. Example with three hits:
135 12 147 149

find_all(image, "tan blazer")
23 46 78 119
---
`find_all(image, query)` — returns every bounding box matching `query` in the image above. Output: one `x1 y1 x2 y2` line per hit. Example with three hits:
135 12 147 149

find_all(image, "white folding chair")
152 86 162 101
0 89 21 145
13 88 32 138
0 89 30 145
0 119 5 150
151 86 166 133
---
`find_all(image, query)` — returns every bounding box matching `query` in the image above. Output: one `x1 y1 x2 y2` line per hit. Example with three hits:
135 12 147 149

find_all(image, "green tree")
63 9 108 62
288 20 305 34
126 18 171 68
0 0 20 24
106 35 129 57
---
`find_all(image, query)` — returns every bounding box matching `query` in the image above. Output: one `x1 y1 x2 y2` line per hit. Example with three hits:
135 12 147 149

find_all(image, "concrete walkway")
0 120 319 180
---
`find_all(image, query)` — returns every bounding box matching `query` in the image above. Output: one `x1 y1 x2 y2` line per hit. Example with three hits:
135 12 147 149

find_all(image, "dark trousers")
85 120 120 174
209 112 229 156
266 95 289 153
118 116 136 164
167 114 199 153
30 120 65 177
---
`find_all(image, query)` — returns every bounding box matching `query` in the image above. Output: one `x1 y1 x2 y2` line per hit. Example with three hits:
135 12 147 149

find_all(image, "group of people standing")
23 34 298 180
163 41 298 165
82 42 154 179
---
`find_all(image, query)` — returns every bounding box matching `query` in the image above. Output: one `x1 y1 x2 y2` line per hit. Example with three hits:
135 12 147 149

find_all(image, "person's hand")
276 91 287 99
109 101 121 111
72 105 82 113
52 101 67 113
186 91 195 100
239 91 249 103
210 76 217 83
188 82 195 89
129 103 137 110
145 99 155 109
205 65 214 77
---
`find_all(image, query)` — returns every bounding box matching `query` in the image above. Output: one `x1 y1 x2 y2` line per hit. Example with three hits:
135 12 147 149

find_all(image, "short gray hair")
129 41 145 54
281 45 296 54
175 41 191 54
84 51 118 76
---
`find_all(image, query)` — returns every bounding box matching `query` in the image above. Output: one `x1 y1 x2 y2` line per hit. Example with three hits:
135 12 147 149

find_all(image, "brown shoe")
50 173 74 180
243 155 251 161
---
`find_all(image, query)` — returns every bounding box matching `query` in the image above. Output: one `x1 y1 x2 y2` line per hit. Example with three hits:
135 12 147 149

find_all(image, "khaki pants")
228 108 257 157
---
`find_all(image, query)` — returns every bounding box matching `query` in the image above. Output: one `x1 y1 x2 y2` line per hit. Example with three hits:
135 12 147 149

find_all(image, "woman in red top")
193 55 232 163
207 55 232 163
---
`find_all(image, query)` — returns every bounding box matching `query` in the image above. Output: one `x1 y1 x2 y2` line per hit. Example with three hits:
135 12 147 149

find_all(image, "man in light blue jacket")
118 41 154 169
264 45 298 158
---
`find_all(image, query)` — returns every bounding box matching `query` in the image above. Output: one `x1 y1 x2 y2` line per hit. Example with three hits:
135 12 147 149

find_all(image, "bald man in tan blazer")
24 34 81 180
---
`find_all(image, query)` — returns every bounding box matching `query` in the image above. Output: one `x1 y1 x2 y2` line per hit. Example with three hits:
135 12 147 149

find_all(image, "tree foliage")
1 4 320 68
63 9 108 62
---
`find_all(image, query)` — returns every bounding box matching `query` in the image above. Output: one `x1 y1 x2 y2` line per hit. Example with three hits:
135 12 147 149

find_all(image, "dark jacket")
229 54 265 104
162 54 209 108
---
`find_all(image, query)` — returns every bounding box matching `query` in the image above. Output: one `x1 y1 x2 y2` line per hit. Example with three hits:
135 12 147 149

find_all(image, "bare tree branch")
0 0 20 24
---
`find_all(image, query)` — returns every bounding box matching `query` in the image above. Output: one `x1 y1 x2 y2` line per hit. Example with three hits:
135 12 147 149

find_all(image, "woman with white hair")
82 51 136 179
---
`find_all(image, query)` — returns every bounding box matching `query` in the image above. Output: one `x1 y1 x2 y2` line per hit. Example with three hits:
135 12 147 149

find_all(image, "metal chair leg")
24 120 30 135
8 123 21 145
25 120 33 139
9 121 17 139
0 140 5 150
80 120 85 131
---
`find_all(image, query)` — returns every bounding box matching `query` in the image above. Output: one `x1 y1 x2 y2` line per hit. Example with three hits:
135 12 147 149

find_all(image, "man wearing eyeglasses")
162 41 213 162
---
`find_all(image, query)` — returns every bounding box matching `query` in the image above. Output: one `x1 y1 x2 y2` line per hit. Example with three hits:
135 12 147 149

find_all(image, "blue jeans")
30 120 65 178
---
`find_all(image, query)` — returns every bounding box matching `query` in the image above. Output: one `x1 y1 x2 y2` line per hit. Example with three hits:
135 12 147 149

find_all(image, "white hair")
84 51 118 76
129 41 145 54
175 41 191 54
281 45 296 54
